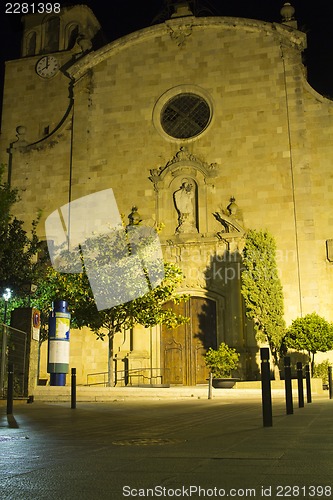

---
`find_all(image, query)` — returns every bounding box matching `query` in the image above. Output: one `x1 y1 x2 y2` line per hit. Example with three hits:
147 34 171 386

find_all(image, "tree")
241 229 286 371
283 312 333 375
32 225 189 386
0 165 41 322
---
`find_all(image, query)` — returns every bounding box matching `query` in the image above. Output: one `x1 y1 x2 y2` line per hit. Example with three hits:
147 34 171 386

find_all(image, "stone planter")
212 378 240 389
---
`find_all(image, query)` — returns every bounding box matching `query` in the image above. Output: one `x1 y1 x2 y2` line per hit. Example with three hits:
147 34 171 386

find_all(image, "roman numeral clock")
35 55 60 79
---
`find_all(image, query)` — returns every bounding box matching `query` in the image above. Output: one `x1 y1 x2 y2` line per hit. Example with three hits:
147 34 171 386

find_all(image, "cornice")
66 16 306 82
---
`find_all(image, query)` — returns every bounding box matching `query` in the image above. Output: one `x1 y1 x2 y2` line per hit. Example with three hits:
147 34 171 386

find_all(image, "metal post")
1 290 11 397
71 367 76 409
284 356 293 415
7 362 14 415
114 358 117 387
208 372 213 399
296 362 304 408
305 364 312 403
0 325 8 397
328 366 333 400
260 347 272 427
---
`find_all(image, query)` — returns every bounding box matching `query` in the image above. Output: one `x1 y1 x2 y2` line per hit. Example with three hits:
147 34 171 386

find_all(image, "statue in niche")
173 178 198 234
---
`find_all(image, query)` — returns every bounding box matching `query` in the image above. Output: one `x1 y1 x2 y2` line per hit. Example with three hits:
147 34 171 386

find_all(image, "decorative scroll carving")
10 126 28 151
149 147 218 190
166 24 193 47
213 197 246 239
213 212 245 235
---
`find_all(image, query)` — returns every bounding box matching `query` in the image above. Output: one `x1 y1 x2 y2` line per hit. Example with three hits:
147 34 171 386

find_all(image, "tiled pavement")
1 390 333 499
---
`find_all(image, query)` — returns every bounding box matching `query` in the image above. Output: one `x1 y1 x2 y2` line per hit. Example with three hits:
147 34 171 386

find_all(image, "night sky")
0 0 333 115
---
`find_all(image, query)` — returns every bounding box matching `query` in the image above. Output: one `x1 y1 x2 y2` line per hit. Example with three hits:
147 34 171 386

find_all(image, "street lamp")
2 288 12 324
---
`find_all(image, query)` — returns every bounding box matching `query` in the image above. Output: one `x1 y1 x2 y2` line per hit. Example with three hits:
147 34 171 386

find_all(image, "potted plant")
204 342 240 388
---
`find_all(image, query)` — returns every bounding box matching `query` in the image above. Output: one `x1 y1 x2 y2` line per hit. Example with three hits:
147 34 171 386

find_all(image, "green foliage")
204 342 240 378
313 359 332 386
241 229 286 366
30 225 189 384
33 228 188 337
283 312 333 373
0 165 42 322
30 264 92 342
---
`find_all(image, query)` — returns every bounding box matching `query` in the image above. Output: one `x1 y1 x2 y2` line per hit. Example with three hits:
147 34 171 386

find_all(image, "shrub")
313 360 332 386
204 342 240 378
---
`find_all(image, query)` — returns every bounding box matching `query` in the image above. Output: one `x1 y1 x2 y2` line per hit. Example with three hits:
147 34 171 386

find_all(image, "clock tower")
0 5 103 181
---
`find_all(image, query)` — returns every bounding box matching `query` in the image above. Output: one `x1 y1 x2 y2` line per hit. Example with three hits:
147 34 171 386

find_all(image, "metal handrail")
86 371 108 386
86 367 167 387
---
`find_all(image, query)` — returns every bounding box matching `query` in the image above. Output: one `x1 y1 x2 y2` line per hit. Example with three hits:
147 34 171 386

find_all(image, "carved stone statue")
128 206 142 226
173 178 197 234
213 197 245 239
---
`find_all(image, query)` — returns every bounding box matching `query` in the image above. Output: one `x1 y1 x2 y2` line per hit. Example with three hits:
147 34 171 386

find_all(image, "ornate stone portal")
149 147 218 237
148 148 250 382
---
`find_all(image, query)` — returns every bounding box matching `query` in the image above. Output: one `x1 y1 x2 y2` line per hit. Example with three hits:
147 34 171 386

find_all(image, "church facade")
1 3 333 385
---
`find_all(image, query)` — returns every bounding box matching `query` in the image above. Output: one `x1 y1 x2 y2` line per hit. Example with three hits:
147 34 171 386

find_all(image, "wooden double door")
161 297 217 386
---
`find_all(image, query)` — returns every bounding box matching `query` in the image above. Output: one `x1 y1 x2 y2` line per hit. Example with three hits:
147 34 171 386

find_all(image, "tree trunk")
273 363 280 381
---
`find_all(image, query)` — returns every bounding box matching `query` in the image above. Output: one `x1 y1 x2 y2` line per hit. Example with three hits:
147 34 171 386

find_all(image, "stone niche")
149 147 218 237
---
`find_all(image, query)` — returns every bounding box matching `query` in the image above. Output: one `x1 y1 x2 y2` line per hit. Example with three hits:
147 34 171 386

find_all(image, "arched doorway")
161 296 217 385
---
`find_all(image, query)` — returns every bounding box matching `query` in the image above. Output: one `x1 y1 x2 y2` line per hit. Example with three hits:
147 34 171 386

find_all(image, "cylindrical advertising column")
47 300 70 386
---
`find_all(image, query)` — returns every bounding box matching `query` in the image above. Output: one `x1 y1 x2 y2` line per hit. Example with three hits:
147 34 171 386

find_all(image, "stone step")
30 378 325 402
31 385 264 402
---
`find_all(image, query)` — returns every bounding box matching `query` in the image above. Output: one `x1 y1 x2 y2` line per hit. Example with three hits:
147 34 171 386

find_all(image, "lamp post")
3 288 12 324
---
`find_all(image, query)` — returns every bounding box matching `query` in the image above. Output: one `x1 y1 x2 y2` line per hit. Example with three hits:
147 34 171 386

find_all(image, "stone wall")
1 7 333 384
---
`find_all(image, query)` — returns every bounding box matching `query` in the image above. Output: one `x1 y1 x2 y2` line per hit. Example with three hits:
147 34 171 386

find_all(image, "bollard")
305 364 312 403
208 372 213 400
71 367 76 409
284 356 293 415
296 362 304 408
260 348 272 427
6 363 14 415
328 366 333 400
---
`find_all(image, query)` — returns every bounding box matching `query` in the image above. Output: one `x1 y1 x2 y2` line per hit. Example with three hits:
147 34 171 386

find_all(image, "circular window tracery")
160 93 211 139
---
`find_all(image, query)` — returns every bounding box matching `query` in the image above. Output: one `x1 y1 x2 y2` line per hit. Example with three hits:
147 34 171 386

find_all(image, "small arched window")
67 24 79 50
45 17 60 52
26 31 37 56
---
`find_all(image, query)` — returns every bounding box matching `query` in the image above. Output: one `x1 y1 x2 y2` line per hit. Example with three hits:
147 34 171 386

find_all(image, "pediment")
149 147 218 189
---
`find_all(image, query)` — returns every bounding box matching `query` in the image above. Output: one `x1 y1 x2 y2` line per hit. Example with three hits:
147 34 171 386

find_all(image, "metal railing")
0 323 28 398
86 371 109 387
86 367 167 387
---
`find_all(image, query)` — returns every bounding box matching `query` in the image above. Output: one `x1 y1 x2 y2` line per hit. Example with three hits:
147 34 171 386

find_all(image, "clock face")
36 56 59 78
